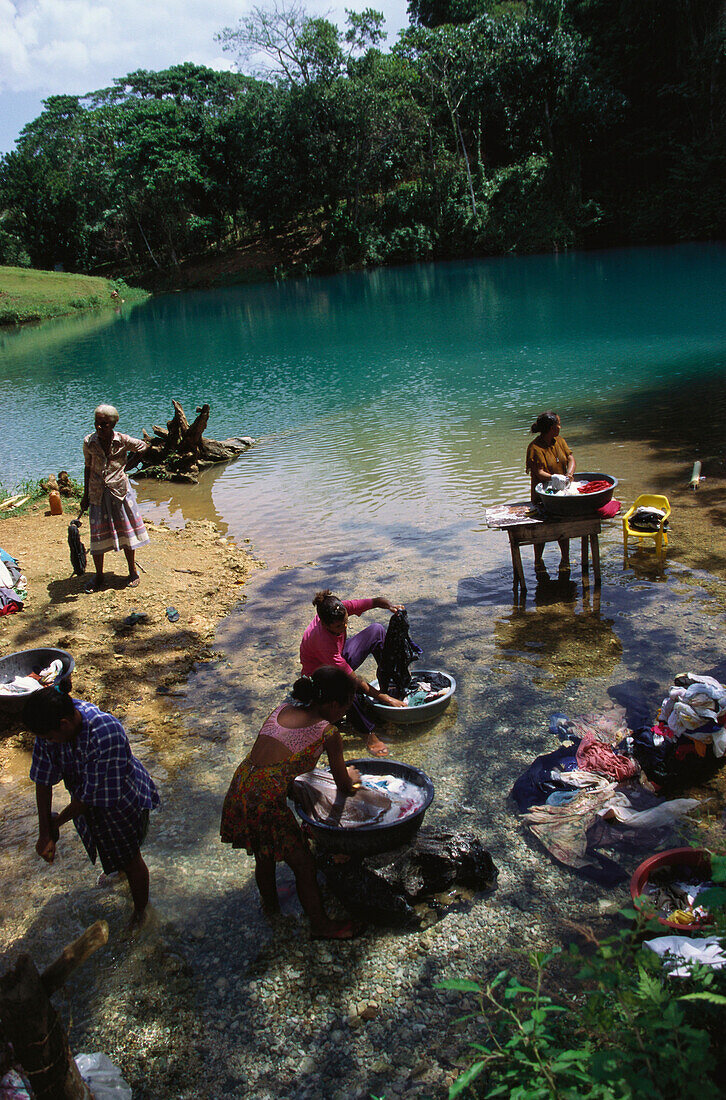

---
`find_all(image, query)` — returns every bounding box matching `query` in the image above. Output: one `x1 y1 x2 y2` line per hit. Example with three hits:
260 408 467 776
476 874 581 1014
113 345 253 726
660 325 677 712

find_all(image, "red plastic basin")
630 847 713 930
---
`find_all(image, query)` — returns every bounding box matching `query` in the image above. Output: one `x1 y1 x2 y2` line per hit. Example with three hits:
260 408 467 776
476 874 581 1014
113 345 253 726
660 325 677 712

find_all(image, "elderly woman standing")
80 405 150 591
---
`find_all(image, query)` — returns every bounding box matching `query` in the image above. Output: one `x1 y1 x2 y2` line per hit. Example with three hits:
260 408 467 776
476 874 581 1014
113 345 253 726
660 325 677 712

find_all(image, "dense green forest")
0 0 723 281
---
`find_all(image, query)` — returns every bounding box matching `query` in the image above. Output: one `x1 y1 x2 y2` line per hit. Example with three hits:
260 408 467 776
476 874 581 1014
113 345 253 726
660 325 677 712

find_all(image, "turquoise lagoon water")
2 242 726 564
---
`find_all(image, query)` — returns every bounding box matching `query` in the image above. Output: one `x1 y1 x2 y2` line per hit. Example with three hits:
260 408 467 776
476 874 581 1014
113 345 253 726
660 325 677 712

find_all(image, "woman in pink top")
220 667 363 940
299 589 406 757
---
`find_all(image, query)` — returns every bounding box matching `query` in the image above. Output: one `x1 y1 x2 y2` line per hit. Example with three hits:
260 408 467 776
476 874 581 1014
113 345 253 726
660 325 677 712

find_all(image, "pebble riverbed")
2 512 725 1099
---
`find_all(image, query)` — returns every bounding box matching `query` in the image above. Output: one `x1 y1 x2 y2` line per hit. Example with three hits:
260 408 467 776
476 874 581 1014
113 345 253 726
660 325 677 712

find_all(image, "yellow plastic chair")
622 494 671 559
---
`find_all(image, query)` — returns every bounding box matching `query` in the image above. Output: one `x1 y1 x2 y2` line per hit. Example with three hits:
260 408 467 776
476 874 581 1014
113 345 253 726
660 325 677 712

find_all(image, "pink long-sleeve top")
299 598 375 676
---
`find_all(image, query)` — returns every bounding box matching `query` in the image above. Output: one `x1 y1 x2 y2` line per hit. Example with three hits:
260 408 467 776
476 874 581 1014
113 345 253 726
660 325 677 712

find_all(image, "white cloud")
0 0 409 96
0 0 409 151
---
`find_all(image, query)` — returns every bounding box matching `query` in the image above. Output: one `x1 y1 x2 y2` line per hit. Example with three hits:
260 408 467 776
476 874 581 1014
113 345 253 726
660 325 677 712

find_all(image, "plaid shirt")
83 431 148 505
31 699 160 870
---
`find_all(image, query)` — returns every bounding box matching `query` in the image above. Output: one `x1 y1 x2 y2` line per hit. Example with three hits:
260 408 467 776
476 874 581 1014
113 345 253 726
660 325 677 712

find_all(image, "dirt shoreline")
0 504 257 753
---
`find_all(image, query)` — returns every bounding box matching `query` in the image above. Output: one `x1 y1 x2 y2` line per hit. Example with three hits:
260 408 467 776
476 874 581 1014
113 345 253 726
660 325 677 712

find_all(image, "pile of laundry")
401 672 450 708
0 658 64 696
624 673 726 790
293 768 428 828
627 504 669 532
512 706 703 884
0 548 26 616
539 475 612 497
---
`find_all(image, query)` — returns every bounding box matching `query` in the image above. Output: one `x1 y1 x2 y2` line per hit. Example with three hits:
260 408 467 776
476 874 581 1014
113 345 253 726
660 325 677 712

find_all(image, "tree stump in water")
135 400 254 484
0 920 109 1099
317 830 498 928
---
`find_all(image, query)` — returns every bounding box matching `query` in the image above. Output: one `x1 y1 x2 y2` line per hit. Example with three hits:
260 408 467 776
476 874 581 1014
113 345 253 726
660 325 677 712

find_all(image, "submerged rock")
318 829 498 928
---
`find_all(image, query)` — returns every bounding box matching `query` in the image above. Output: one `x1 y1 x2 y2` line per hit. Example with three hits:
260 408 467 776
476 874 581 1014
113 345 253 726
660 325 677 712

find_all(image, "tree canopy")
1 0 723 277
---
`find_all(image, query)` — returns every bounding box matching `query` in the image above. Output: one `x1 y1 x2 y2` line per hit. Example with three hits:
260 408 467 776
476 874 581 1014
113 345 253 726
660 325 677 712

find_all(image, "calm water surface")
3 242 726 564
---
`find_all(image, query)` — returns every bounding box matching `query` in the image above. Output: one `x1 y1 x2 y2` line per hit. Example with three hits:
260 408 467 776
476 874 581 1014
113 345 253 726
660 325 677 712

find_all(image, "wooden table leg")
581 535 589 577
590 533 601 586
509 534 527 595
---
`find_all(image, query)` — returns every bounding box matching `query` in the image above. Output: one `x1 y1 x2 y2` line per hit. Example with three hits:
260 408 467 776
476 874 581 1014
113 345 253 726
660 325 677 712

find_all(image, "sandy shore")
0 504 257 749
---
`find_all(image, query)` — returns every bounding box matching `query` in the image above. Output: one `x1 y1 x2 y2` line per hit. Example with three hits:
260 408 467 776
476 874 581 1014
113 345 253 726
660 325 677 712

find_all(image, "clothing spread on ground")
292 768 427 828
376 609 423 698
0 658 64 695
643 935 726 977
0 547 27 616
511 694 715 885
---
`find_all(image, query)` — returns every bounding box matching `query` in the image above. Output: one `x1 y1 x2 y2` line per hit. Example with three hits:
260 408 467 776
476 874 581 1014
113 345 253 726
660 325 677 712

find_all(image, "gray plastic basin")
366 669 456 725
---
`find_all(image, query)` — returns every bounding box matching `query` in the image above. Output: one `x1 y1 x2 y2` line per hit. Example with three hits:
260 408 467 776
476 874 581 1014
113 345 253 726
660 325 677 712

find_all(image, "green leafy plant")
440 856 726 1099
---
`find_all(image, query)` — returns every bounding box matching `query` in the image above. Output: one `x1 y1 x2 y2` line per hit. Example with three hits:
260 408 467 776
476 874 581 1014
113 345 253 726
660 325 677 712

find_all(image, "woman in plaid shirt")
24 688 160 929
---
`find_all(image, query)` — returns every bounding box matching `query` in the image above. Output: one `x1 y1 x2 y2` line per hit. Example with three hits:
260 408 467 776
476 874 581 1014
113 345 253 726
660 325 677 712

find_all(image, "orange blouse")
526 436 573 499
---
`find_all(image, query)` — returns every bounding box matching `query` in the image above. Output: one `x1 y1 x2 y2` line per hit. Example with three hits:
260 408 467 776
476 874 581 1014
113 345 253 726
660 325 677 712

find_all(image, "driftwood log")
134 401 253 484
0 920 109 1099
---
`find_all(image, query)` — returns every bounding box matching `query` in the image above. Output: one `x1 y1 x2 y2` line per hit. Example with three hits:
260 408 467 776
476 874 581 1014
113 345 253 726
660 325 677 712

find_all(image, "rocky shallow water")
3 498 726 1098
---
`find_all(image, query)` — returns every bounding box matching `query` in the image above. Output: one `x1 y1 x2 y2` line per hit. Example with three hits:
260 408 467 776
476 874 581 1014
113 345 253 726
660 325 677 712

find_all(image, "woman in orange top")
525 411 576 574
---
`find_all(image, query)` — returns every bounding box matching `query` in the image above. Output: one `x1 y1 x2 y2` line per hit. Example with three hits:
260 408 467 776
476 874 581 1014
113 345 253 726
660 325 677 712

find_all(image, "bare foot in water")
127 907 150 933
311 919 365 941
366 731 389 757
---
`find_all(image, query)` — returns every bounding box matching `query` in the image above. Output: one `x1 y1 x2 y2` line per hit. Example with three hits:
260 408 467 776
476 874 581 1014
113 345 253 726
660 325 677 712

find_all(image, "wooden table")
485 502 602 595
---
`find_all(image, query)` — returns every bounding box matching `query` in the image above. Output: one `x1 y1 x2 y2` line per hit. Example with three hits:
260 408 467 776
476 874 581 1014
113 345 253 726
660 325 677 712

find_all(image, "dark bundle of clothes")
628 506 669 532
377 610 423 698
67 518 87 575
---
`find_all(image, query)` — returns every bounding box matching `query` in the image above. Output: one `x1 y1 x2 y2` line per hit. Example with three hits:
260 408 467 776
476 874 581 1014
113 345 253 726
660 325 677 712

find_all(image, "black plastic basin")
294 758 435 856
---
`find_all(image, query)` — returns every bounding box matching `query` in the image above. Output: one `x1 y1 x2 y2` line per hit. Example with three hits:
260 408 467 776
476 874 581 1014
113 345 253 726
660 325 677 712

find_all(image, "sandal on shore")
311 921 365 942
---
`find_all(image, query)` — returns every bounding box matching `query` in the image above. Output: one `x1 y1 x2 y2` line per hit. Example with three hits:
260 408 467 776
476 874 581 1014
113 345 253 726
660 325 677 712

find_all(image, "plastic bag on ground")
75 1053 132 1100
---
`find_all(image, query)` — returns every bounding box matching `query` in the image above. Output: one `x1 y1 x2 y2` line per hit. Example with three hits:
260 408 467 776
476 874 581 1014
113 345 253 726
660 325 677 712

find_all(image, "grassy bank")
0 266 149 326
0 477 82 519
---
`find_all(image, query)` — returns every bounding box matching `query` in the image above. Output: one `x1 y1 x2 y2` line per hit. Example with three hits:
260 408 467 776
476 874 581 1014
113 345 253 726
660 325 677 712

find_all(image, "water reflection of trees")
494 575 623 688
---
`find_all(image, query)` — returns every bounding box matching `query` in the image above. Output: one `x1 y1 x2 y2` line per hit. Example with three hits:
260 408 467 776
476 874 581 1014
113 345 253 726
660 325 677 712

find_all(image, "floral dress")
220 706 330 861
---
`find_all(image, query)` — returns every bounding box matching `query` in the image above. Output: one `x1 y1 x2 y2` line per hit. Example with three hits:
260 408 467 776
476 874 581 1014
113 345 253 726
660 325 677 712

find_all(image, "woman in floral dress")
221 666 362 940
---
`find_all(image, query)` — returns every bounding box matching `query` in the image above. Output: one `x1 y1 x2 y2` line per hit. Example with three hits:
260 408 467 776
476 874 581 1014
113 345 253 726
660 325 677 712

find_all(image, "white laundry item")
711 726 726 758
549 474 570 492
683 680 726 719
0 675 43 696
37 658 63 685
659 686 686 723
0 559 13 588
551 770 614 792
597 797 700 828
643 935 726 977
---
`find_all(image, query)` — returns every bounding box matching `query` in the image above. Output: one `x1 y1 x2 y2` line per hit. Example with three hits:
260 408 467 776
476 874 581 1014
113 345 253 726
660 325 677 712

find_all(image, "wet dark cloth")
68 519 87 575
377 610 423 699
511 746 579 811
